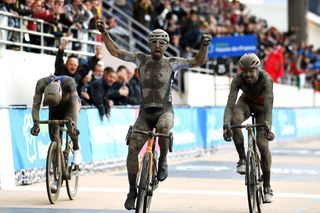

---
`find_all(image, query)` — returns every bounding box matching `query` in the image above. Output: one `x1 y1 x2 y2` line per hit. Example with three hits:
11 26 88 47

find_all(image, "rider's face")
149 40 168 60
241 68 259 84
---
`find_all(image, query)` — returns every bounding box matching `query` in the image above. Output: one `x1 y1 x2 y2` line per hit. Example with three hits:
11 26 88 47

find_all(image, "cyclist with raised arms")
95 19 211 210
222 52 275 203
30 75 82 166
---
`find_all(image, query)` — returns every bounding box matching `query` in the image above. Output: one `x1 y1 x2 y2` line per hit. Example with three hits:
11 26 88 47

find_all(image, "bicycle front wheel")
246 150 257 213
144 157 158 213
256 157 263 213
46 141 62 204
66 146 80 200
136 153 151 213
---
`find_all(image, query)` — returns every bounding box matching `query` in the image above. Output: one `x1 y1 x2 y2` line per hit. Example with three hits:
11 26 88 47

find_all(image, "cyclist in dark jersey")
223 52 275 203
30 75 82 165
96 19 211 210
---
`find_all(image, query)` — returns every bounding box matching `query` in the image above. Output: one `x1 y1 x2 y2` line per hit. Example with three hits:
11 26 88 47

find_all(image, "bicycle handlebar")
37 120 72 126
230 121 270 132
133 129 172 139
229 121 274 141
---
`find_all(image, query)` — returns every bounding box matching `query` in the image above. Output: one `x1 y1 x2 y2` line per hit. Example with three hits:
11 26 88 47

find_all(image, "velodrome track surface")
0 138 319 213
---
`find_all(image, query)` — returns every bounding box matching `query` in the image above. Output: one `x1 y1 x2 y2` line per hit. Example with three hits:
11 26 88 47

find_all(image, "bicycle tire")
135 153 151 213
66 144 80 200
46 141 62 204
246 150 257 213
255 157 263 213
144 158 158 213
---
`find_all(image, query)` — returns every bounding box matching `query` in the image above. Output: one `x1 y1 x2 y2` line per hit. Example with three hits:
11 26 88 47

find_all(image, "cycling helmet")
148 29 170 43
239 52 260 69
44 81 62 107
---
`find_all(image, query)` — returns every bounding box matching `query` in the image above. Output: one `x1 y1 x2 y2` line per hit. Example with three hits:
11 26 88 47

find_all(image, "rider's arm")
100 28 136 62
263 75 274 127
187 33 211 67
170 34 210 71
32 78 46 123
223 77 240 124
188 44 209 67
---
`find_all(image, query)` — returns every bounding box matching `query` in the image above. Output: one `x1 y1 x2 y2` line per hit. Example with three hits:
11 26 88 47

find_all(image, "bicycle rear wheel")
135 153 151 213
246 150 257 213
66 145 80 200
46 141 62 204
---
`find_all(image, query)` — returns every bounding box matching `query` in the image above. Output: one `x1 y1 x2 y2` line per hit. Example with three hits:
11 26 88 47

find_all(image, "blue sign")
294 108 320 137
205 107 226 148
10 108 50 170
86 107 137 161
272 108 297 139
172 107 204 151
208 35 257 58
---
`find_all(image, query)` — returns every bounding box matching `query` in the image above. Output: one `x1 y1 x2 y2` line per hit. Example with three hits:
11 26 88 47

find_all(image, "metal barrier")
0 11 101 57
103 1 180 57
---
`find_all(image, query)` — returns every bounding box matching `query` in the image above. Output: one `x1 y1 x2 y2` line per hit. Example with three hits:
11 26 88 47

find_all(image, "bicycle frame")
40 120 71 179
231 120 268 213
37 119 79 204
129 127 173 213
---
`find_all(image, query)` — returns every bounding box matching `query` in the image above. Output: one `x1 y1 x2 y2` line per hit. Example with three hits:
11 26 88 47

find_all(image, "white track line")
5 187 320 199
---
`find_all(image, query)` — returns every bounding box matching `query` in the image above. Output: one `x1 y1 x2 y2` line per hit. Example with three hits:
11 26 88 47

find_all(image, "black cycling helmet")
239 52 260 69
44 81 62 107
148 29 170 43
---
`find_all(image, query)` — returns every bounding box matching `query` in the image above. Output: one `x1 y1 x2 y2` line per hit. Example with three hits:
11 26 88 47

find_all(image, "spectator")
54 38 101 89
132 0 153 29
126 68 141 105
89 66 118 120
28 0 59 53
111 65 130 105
264 43 284 83
91 60 104 82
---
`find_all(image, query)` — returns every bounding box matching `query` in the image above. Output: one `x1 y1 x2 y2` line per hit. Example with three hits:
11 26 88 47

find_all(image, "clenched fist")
95 19 106 33
201 33 212 46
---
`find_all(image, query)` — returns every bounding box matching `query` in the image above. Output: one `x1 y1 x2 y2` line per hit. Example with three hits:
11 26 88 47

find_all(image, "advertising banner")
10 108 49 170
171 107 204 151
294 108 320 137
9 108 92 170
272 108 297 139
205 107 226 148
86 108 137 161
208 34 257 59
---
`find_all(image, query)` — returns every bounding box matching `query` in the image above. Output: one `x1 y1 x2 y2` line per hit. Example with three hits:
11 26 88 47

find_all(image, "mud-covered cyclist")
95 19 211 210
223 53 275 203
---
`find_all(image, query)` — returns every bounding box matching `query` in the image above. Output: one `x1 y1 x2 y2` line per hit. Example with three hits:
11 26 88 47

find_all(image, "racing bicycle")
37 119 80 204
127 126 173 213
230 118 272 213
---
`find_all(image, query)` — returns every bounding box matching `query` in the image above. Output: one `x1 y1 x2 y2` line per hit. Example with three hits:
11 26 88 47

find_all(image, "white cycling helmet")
148 29 170 43
44 81 62 107
239 52 260 69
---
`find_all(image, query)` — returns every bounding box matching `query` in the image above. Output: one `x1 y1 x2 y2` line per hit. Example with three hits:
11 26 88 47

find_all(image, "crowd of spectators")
2 0 320 91
53 38 141 120
125 0 320 90
0 0 101 52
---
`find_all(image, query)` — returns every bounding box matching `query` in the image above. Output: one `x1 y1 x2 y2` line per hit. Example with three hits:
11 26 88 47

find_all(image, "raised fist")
95 19 106 33
201 33 212 46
